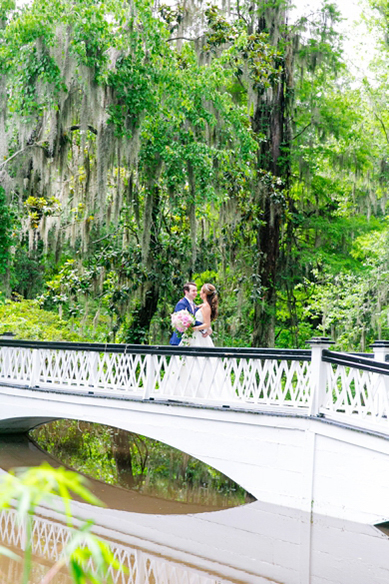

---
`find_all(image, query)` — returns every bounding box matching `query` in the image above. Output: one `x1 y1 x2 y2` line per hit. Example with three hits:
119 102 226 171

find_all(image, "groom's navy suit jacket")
170 297 197 346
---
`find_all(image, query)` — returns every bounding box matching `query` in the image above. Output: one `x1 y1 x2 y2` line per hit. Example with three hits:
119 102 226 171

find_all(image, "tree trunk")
129 284 160 344
251 5 293 347
187 161 197 274
111 429 135 488
128 182 161 344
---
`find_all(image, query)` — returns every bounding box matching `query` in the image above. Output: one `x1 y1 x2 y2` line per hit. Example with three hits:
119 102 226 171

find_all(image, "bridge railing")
321 348 389 429
307 338 389 430
1 337 389 430
0 339 312 411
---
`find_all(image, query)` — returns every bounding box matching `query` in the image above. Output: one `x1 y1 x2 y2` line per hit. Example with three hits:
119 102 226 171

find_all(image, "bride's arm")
193 303 211 331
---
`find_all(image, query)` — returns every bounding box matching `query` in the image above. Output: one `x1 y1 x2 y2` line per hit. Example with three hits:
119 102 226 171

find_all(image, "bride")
164 283 232 401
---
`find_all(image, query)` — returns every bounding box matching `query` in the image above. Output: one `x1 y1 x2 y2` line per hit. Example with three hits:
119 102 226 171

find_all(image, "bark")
129 181 161 344
129 284 160 344
111 428 135 488
251 5 294 347
187 161 197 274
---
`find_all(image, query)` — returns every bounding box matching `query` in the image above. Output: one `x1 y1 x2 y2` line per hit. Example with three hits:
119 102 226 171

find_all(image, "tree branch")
292 122 312 141
90 227 121 245
373 112 389 145
69 125 98 135
234 72 246 89
0 144 35 169
167 34 204 42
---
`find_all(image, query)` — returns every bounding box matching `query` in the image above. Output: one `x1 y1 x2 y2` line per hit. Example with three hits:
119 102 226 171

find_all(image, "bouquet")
171 309 195 338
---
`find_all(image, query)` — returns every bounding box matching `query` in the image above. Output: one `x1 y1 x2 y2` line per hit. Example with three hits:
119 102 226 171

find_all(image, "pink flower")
171 309 195 333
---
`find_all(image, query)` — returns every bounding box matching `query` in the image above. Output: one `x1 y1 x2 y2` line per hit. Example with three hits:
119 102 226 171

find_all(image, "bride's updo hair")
202 283 218 321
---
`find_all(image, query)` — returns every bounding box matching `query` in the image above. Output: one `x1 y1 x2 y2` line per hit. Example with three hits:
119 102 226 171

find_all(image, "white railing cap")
307 337 334 346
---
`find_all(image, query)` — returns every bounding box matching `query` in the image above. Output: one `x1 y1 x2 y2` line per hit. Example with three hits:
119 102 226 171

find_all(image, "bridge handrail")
322 349 389 376
0 338 313 410
0 339 312 360
2 336 389 432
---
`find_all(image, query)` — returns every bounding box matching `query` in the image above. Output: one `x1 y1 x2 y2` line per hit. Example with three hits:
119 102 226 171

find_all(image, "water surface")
0 434 389 584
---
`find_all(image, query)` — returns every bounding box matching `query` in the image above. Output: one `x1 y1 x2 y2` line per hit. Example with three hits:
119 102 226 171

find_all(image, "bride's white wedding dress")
180 308 214 348
161 309 233 401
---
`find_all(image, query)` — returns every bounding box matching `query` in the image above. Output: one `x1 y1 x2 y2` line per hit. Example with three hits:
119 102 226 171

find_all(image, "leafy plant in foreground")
0 464 124 584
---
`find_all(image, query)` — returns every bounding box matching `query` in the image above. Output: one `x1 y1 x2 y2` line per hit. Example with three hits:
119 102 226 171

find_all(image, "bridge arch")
0 388 272 496
1 384 389 524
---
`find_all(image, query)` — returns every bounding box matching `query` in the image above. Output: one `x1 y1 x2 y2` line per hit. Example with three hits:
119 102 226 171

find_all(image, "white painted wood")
309 340 331 416
1 342 389 524
0 346 313 409
2 341 389 431
1 386 389 524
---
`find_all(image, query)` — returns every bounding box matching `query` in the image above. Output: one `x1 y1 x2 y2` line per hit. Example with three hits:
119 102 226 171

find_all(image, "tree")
0 0 261 342
1 0 386 350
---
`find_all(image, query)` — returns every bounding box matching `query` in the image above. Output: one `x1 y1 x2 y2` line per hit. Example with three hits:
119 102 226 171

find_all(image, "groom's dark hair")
183 281 196 293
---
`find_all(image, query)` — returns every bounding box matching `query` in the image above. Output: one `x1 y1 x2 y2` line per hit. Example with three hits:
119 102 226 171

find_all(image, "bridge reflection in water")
0 508 238 584
1 496 389 584
0 437 388 584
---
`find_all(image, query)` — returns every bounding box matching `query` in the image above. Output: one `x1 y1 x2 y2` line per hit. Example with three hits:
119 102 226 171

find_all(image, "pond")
0 430 388 584
30 420 255 511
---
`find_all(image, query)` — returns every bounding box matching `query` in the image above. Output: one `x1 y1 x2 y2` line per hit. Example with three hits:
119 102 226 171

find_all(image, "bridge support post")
143 355 156 399
371 341 389 418
30 349 41 388
371 340 389 363
308 337 333 416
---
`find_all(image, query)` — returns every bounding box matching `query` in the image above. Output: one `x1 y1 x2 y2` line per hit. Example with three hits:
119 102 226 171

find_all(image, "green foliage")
302 223 389 351
0 187 12 275
11 246 45 299
0 1 15 22
204 7 282 90
24 195 61 229
0 464 124 584
1 5 65 114
1 0 389 350
0 0 266 345
43 259 92 313
0 298 84 340
32 421 252 506
0 463 102 515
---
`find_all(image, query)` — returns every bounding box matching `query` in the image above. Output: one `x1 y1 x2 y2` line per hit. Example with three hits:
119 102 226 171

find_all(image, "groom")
170 282 199 345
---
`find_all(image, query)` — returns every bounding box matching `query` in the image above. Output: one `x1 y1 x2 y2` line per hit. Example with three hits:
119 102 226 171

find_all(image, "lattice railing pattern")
228 357 311 406
323 363 389 425
3 339 389 429
156 355 311 407
0 509 235 584
0 344 312 410
0 347 33 386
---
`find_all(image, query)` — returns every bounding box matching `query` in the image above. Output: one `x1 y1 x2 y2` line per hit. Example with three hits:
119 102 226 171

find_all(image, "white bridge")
1 337 389 523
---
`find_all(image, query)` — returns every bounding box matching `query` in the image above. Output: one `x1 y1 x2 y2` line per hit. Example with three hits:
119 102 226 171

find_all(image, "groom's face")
186 285 197 302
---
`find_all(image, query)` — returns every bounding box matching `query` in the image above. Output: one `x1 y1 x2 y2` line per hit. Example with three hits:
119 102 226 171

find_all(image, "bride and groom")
170 281 218 348
165 281 232 400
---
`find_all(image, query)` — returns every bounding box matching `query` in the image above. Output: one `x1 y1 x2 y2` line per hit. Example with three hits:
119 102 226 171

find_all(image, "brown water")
0 434 389 584
29 421 253 512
